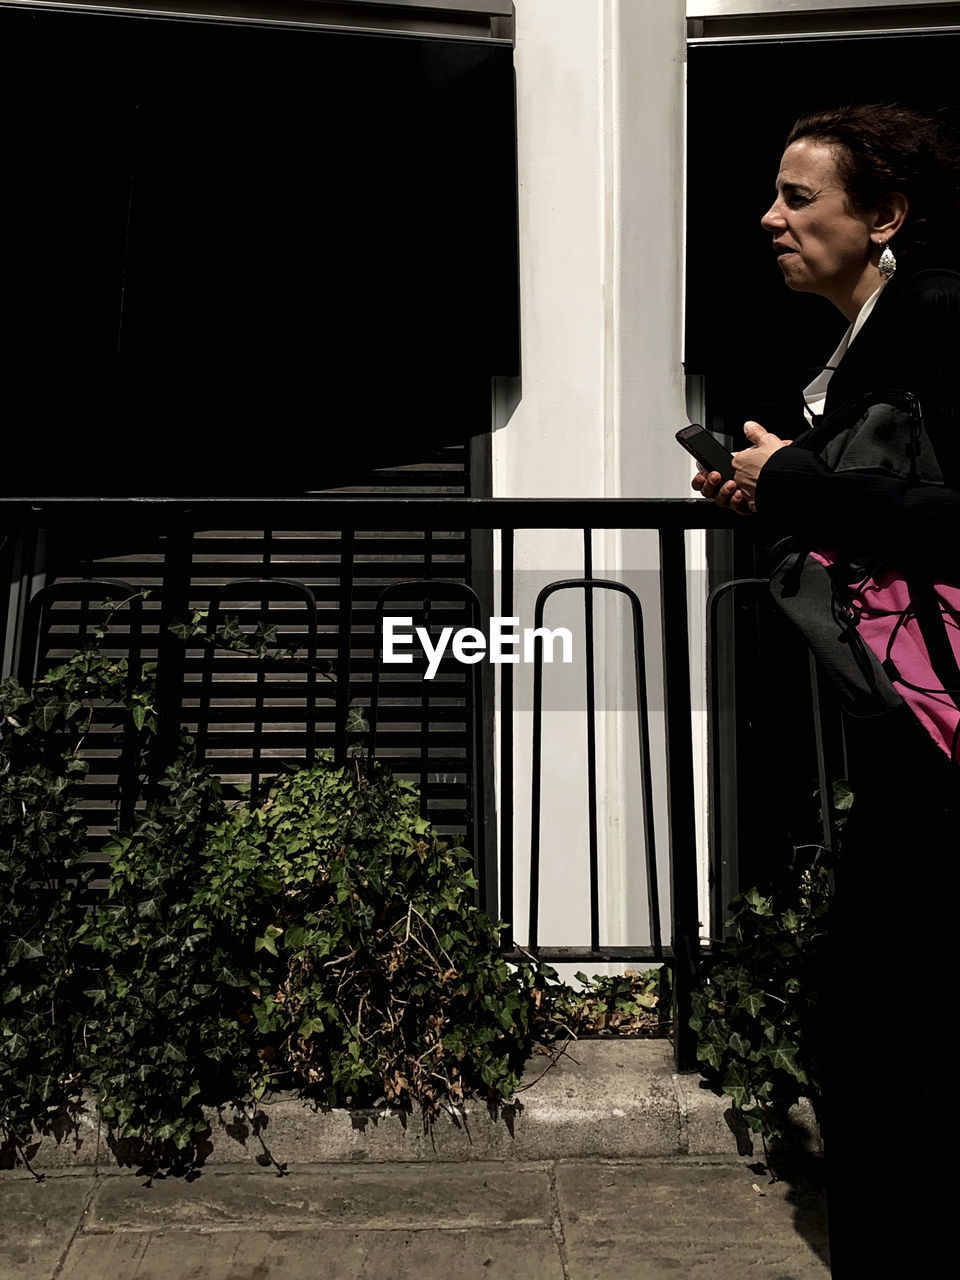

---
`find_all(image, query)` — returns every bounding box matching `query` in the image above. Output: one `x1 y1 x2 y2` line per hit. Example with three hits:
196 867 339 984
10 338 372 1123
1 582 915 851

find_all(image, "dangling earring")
878 239 897 280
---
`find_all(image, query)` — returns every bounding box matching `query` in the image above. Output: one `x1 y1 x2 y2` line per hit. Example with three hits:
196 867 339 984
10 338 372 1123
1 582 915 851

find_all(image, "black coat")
756 264 960 573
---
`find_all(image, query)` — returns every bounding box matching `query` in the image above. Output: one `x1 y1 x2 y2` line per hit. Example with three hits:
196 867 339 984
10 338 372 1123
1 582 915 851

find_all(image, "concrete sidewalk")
2 1157 829 1280
2 1042 828 1278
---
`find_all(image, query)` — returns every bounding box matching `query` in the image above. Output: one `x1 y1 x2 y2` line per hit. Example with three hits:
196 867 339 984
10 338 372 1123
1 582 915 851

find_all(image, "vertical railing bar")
197 595 217 767
463 521 487 912
305 569 319 769
288 580 319 778
0 534 13 680
582 529 600 951
16 589 47 689
1 533 23 682
118 592 144 832
658 528 700 1073
499 528 515 943
419 531 434 820
809 653 839 855
2 534 23 682
76 547 95 651
708 583 725 952
706 578 768 945
626 591 662 958
249 530 274 806
154 527 193 773
459 587 485 911
370 590 383 765
334 528 355 768
528 590 546 951
471 644 487 911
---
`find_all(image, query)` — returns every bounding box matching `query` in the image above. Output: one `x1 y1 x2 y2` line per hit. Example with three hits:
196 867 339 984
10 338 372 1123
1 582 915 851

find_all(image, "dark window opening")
2 3 519 490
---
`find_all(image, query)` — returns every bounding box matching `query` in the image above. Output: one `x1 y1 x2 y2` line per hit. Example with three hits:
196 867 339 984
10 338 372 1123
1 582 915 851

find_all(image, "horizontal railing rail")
0 496 736 529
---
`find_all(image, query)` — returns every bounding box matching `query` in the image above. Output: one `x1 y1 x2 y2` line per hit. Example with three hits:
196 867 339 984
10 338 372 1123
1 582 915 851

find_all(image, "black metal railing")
3 495 753 1072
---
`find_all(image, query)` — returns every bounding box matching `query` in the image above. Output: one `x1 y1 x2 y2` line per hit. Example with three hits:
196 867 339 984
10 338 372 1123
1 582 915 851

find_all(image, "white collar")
802 282 886 422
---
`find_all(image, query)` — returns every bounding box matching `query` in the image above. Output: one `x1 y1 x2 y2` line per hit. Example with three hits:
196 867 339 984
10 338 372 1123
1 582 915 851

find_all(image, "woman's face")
761 138 879 318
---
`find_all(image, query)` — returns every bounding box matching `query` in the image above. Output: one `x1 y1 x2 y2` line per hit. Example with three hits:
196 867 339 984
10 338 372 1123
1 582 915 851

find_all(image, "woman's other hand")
690 468 752 515
731 421 792 512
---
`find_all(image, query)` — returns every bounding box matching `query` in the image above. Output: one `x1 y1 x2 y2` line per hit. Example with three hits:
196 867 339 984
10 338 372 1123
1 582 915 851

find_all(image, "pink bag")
812 552 960 761
768 387 960 764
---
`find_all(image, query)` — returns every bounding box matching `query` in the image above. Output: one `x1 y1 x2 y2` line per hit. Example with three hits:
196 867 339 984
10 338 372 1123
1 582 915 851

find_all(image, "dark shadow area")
763 1149 830 1272
1 3 519 493
105 1129 215 1181
3 371 492 494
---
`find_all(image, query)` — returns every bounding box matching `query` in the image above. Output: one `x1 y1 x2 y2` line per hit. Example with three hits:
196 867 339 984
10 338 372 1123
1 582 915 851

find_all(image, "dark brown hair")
786 104 960 261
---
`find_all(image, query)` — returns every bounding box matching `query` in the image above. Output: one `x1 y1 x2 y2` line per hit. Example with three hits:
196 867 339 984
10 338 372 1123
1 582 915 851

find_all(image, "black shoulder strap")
905 575 960 712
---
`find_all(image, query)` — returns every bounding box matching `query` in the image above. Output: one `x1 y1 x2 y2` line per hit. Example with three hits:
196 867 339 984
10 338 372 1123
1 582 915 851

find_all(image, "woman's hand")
691 420 792 514
731 421 792 512
690 468 751 514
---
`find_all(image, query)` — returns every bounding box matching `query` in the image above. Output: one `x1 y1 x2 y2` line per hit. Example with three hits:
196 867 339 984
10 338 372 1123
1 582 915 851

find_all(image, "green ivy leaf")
738 989 765 1019
722 1062 754 1110
33 702 61 733
765 1042 805 1080
8 937 44 962
728 1032 750 1059
698 1039 723 1072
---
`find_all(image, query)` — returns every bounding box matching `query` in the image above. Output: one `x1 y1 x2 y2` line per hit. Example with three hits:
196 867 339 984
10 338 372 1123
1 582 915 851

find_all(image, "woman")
695 105 960 1276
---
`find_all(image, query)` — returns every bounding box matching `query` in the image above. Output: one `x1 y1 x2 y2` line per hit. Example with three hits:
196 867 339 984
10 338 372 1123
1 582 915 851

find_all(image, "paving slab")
59 1226 565 1280
556 1159 829 1280
66 1165 565 1280
87 1162 555 1231
0 1173 93 1280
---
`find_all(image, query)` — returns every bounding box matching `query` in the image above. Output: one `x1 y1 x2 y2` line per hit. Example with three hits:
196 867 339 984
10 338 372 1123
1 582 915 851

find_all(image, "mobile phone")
675 424 735 483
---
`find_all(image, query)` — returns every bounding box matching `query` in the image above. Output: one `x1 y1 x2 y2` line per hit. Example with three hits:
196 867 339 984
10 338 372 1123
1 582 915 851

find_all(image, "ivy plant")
1 607 672 1178
691 840 832 1153
0 598 154 1171
75 747 265 1172
540 968 667 1039
189 758 550 1121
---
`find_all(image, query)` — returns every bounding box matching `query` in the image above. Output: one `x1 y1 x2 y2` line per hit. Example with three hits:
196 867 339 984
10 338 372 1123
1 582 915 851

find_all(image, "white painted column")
492 1 698 966
601 0 704 954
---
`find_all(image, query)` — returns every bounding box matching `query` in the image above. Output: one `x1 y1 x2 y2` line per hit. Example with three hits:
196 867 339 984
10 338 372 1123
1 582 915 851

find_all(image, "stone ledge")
6 1041 821 1173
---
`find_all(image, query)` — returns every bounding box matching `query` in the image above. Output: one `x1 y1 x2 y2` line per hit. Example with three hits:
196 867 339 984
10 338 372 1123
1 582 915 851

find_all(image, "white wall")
491 1 701 969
